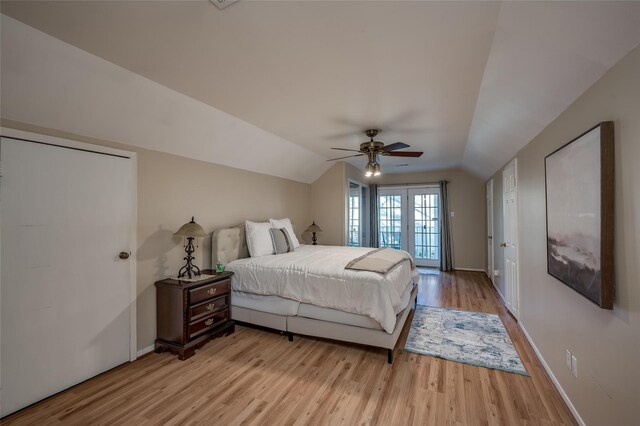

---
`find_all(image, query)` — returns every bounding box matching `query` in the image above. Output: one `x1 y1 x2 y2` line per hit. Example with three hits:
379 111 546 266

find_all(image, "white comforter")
226 245 417 333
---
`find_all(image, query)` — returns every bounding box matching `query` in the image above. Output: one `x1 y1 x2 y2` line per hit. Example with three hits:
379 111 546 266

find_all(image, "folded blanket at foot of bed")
345 248 416 274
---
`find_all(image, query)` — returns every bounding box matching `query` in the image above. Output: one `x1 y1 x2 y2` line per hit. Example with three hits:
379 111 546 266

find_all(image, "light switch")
571 354 578 377
450 211 455 218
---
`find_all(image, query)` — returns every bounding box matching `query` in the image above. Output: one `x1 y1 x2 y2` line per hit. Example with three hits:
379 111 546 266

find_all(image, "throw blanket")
346 248 416 274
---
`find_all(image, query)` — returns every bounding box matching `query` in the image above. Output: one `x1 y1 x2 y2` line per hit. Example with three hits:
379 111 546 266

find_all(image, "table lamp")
174 216 207 279
305 221 323 245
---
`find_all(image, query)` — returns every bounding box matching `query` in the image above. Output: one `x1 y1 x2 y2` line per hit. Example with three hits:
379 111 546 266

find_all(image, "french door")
378 186 440 267
378 188 406 251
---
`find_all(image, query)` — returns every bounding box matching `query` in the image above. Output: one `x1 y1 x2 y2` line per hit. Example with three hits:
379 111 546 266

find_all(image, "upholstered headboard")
211 226 250 266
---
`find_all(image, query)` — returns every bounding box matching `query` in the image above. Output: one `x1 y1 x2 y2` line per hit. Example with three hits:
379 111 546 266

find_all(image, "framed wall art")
545 121 614 309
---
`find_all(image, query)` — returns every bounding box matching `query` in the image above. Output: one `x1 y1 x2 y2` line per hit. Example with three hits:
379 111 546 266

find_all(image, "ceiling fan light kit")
364 162 374 177
328 129 423 177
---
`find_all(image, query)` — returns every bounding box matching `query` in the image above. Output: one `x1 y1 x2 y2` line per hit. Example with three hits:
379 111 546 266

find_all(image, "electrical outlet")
566 350 572 371
494 269 501 277
571 354 578 377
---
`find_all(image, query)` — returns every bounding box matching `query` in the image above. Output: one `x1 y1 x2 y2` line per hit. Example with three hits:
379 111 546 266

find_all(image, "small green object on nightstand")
216 262 224 273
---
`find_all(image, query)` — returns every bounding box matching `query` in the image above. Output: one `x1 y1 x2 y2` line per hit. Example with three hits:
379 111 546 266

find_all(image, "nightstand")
154 270 234 360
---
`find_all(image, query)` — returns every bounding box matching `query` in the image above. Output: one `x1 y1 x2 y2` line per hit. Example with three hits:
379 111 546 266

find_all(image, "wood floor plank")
2 270 577 425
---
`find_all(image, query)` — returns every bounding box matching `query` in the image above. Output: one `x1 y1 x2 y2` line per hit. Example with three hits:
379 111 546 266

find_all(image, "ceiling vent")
210 0 239 10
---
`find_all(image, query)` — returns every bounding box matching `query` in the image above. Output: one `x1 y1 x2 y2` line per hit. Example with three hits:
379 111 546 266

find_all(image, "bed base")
231 283 417 364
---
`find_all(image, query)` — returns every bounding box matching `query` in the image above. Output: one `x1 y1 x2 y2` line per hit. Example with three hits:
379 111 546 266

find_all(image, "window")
347 180 368 247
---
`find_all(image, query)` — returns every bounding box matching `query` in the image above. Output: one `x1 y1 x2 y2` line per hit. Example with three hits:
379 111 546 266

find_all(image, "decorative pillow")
269 228 294 254
269 218 300 248
245 221 274 257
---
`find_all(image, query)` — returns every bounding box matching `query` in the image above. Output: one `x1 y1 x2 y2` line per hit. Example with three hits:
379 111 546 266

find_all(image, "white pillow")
270 218 300 248
245 221 274 257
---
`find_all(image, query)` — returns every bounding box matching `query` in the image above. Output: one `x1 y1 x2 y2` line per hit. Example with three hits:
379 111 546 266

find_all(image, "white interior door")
377 188 407 251
486 179 494 283
1 137 134 416
408 188 440 267
502 160 519 317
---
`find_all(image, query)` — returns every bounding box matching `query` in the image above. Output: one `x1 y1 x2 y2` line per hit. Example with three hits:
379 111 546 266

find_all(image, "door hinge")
0 160 3 177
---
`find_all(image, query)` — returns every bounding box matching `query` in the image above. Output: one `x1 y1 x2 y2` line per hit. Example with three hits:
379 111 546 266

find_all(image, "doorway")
378 186 440 267
486 179 494 283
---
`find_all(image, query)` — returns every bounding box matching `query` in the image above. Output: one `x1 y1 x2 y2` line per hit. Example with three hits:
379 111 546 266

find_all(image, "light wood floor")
4 270 576 425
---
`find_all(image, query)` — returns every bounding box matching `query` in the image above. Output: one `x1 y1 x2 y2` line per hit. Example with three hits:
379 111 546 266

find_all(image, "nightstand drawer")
188 310 228 339
189 279 230 304
189 295 227 321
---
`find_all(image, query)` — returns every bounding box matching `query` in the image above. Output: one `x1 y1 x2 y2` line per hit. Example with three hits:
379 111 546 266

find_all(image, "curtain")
439 180 453 271
369 184 379 248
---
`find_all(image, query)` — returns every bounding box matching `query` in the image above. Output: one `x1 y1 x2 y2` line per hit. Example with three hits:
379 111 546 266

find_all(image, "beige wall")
309 162 346 246
378 168 486 270
1 119 312 352
487 45 640 424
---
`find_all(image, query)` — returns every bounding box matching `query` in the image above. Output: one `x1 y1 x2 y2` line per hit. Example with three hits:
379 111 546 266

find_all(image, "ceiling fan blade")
330 147 362 152
383 151 423 158
327 154 365 161
382 142 410 152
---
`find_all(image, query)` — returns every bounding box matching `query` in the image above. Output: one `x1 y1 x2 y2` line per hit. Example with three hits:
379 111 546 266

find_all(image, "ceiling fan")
327 129 423 177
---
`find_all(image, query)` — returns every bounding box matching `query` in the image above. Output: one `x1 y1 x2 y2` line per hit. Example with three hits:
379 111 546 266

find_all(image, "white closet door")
1 137 133 416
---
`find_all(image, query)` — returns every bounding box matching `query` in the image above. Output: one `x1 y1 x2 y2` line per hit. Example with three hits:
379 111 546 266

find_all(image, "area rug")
404 305 527 375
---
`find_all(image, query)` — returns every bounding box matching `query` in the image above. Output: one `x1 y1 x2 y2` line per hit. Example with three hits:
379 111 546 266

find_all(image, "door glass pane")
378 194 402 249
348 182 360 247
413 193 439 260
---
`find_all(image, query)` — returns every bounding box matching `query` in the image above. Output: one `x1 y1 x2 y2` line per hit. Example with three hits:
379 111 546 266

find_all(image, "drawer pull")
205 303 215 311
207 288 217 296
205 318 214 326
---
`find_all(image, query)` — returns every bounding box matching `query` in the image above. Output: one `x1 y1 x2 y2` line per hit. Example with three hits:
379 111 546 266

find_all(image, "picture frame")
544 121 614 309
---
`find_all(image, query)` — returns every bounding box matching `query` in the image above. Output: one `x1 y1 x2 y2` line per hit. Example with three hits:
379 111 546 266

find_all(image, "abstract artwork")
545 122 614 309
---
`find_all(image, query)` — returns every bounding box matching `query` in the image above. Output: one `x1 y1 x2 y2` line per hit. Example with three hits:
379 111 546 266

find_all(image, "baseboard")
491 279 507 306
136 344 155 359
517 322 585 426
453 267 485 272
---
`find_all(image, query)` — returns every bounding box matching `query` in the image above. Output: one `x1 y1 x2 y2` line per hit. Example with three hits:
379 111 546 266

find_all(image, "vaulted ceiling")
2 1 640 180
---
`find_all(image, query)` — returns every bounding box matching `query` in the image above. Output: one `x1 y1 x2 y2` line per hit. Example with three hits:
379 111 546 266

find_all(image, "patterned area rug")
404 305 527 375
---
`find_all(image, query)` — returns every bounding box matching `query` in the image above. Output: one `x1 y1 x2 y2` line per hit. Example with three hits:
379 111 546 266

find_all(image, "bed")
211 226 418 363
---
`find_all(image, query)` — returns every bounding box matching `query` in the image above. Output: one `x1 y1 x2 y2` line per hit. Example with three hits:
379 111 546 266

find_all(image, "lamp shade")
174 216 207 237
305 221 323 233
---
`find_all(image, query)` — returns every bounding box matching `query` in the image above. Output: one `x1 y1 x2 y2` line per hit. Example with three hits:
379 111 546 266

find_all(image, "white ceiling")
2 1 640 179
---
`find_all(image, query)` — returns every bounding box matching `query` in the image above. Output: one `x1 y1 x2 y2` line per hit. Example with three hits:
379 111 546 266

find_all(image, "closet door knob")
119 251 130 260
500 242 507 247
